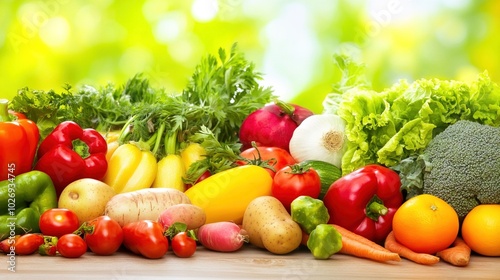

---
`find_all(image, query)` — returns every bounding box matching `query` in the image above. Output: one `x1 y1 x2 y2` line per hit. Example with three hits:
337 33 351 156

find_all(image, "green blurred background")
1 0 499 113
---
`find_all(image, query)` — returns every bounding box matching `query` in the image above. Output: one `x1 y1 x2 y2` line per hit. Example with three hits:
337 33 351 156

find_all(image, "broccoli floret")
421 120 500 220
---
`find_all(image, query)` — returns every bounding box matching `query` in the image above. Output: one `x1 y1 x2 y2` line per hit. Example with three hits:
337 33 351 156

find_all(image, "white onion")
289 114 347 168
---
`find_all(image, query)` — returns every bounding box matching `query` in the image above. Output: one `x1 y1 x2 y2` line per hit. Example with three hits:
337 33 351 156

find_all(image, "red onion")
239 100 314 151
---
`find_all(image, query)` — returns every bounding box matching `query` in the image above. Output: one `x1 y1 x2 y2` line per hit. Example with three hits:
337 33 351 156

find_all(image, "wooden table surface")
3 245 500 280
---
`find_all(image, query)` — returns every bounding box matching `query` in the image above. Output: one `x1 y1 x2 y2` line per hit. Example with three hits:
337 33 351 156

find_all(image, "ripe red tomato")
0 234 44 255
272 164 321 211
171 232 197 258
57 233 87 258
84 216 123 256
122 220 169 259
39 208 80 238
185 170 211 190
238 146 296 177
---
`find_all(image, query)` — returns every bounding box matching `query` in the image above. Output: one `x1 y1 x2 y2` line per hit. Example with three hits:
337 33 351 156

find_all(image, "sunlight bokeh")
1 0 499 113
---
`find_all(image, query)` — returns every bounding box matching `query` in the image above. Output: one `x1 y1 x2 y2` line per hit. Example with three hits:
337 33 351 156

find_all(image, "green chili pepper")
307 224 343 260
291 195 330 234
0 171 58 240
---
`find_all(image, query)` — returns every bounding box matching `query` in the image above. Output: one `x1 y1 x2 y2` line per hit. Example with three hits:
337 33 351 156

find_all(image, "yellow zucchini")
180 142 206 170
184 165 273 224
152 154 186 192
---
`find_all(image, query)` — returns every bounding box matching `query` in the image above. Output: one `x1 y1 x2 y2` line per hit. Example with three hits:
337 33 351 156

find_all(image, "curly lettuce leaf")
336 88 397 174
324 54 500 175
468 71 500 126
376 118 435 167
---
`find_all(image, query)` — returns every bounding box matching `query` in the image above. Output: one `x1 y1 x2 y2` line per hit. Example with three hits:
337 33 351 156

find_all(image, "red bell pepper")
0 99 40 181
322 164 403 244
34 121 107 196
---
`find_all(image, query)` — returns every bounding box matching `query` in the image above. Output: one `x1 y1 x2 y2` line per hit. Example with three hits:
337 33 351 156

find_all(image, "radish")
197 222 249 252
239 100 314 152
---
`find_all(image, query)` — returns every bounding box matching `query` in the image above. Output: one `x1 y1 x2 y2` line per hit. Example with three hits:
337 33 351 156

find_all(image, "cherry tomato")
171 232 197 258
122 220 169 259
39 208 80 238
57 233 87 258
185 170 212 190
272 163 321 211
15 234 45 255
238 146 296 177
0 234 44 255
84 216 123 256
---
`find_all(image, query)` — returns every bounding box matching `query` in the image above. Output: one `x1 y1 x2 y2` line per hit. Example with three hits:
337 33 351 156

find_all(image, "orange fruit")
392 194 459 254
461 204 500 256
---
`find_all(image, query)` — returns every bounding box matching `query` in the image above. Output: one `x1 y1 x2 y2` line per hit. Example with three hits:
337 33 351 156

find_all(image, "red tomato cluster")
1 208 198 259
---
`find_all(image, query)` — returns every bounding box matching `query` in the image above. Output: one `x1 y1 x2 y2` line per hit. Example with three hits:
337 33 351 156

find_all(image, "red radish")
239 100 314 152
197 222 249 252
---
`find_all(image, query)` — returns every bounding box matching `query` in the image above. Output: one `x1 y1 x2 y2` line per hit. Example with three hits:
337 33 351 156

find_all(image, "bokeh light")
1 0 499 113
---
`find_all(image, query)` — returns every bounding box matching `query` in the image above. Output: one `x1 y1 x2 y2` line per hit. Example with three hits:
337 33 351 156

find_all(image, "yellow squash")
180 142 206 170
103 143 157 193
152 154 186 191
184 165 273 224
101 130 121 161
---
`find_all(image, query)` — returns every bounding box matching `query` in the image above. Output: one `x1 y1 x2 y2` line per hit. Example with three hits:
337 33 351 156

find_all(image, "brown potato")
242 196 302 254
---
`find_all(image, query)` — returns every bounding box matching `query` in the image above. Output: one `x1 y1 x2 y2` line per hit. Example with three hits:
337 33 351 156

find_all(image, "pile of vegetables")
1 44 500 267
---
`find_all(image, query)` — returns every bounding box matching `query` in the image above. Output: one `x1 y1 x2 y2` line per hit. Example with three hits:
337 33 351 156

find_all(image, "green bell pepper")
0 171 57 240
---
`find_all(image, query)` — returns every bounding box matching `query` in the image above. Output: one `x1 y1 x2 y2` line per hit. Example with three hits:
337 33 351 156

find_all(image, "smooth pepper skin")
0 99 40 181
0 171 58 240
323 164 403 244
34 121 107 196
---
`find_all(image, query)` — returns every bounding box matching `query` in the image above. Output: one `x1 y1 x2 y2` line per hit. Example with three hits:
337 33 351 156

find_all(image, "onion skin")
239 102 314 152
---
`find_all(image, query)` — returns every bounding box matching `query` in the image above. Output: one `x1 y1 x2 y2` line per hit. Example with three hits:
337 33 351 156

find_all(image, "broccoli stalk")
394 120 500 220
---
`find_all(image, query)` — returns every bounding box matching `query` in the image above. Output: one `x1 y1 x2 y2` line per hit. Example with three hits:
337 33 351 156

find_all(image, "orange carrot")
384 231 440 265
331 224 391 253
302 225 400 262
339 232 401 262
301 230 309 247
436 237 471 267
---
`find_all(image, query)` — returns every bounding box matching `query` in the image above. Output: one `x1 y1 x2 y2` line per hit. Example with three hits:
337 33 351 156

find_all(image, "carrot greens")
9 43 274 162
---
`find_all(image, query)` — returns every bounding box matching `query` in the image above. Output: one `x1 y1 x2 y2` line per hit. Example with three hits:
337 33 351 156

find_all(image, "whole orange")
392 194 459 254
461 204 500 256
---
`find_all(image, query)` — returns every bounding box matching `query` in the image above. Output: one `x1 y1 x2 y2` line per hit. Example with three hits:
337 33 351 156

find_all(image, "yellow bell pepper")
184 165 273 224
152 154 186 191
103 143 157 193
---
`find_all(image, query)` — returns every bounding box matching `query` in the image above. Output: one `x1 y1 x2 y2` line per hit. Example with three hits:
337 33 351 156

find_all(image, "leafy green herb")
120 43 274 159
9 43 274 168
10 74 152 138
